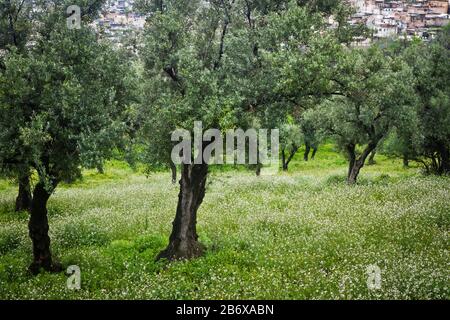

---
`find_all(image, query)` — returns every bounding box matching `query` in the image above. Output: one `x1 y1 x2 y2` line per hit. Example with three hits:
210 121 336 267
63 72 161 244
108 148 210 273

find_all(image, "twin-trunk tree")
307 46 416 184
402 28 450 175
281 141 318 172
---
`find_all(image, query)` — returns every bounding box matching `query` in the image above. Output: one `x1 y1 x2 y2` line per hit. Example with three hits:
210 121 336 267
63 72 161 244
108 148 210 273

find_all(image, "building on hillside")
347 0 450 45
93 0 146 47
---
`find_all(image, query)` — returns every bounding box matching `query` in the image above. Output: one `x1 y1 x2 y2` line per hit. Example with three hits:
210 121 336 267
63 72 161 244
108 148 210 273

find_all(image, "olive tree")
401 28 450 174
0 1 133 273
306 46 417 184
138 0 343 260
261 0 360 169
0 0 108 211
139 0 269 261
280 122 301 171
300 115 321 161
1 0 34 211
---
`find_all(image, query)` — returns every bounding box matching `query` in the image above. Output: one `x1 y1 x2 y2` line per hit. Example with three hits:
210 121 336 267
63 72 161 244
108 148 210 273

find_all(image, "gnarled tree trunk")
311 146 318 160
28 182 61 274
438 144 450 175
347 143 377 185
157 163 208 261
348 159 364 185
304 142 311 161
403 155 409 168
282 145 299 171
255 163 262 176
368 150 377 166
15 173 32 212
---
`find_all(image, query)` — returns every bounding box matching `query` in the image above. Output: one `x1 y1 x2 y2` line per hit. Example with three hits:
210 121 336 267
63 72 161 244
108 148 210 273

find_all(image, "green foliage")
0 0 32 54
399 27 450 174
305 45 417 181
138 0 349 170
0 0 448 300
280 122 302 153
0 2 135 187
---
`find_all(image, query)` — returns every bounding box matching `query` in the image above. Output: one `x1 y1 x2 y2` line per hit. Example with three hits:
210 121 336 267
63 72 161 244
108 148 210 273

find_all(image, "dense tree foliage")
306 46 416 184
0 1 448 273
400 26 450 174
0 0 134 273
138 0 353 261
1 0 36 211
0 0 109 210
280 122 302 171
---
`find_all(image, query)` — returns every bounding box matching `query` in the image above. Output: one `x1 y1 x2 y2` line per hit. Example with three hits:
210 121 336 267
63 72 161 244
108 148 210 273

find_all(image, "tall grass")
0 148 448 299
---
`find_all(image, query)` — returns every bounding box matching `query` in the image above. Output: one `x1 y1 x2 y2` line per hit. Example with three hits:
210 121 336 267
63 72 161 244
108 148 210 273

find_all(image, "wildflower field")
0 145 449 300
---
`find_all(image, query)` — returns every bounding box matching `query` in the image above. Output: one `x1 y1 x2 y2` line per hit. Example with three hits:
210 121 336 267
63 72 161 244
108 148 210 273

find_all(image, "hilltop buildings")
93 0 146 46
94 1 450 47
348 0 450 44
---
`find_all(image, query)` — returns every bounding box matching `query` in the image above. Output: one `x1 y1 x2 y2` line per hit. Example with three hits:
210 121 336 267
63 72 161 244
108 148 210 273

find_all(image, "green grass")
0 147 449 300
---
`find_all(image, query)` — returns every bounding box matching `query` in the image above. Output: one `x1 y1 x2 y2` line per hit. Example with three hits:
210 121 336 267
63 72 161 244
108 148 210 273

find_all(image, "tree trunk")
311 147 318 160
15 173 32 212
348 159 365 185
282 145 298 172
255 163 262 176
97 165 105 174
304 142 311 161
169 161 177 184
347 144 357 184
438 144 450 175
347 143 376 185
157 163 208 261
28 182 61 274
403 155 409 168
368 150 376 166
281 149 288 171
282 147 298 172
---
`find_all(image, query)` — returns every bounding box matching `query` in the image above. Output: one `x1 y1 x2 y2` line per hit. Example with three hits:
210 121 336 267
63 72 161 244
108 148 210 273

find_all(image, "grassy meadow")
0 144 449 299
